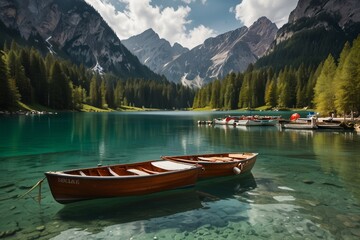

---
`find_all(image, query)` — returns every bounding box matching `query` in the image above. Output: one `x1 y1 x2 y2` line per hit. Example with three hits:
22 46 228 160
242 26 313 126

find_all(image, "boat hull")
235 119 277 126
45 161 201 204
282 123 318 129
162 153 257 179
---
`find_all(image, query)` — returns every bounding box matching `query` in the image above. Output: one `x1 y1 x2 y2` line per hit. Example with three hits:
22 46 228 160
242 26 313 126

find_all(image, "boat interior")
63 161 195 177
167 153 253 163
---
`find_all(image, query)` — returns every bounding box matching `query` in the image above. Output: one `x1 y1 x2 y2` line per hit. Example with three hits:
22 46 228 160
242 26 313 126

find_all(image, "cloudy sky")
85 0 298 49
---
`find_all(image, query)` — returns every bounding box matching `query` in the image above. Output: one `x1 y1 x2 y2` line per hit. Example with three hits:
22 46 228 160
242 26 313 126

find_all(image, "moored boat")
161 152 258 179
45 160 202 204
235 119 278 126
281 123 318 129
282 115 318 129
213 116 239 125
316 122 344 129
214 115 280 126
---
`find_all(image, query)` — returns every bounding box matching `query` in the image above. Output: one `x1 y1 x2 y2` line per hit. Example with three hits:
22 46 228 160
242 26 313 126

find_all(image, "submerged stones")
36 226 45 232
303 179 314 184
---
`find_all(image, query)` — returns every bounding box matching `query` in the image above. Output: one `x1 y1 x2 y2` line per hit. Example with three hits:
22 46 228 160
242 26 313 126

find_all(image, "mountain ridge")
0 0 162 80
123 16 278 87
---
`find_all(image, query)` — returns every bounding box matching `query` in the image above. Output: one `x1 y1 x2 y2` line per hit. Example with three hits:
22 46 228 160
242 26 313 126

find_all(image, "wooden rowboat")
45 160 202 204
161 152 258 179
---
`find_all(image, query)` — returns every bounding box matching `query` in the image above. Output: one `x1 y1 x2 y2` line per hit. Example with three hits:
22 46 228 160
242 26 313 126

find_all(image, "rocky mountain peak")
245 16 278 57
122 28 189 74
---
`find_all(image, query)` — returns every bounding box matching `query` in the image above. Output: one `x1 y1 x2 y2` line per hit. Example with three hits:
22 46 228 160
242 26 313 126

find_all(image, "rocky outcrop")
288 0 360 27
0 0 161 79
122 29 189 74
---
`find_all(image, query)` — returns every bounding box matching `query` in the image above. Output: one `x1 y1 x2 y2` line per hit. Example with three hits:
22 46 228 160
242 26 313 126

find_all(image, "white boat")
282 117 318 129
214 115 280 126
213 116 239 125
235 119 278 126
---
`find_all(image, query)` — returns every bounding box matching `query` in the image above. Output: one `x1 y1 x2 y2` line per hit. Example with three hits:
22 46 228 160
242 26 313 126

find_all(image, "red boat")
161 152 258 179
45 160 202 204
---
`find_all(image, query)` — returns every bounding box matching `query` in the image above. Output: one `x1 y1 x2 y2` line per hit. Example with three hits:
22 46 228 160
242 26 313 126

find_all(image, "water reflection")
312 132 360 201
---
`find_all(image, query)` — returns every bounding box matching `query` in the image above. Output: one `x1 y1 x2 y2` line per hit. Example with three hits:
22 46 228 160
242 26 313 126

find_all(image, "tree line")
0 41 195 110
193 35 360 116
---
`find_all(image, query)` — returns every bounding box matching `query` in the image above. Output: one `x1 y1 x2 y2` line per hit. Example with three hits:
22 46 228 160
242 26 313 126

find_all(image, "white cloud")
85 0 215 49
181 0 207 4
234 0 298 28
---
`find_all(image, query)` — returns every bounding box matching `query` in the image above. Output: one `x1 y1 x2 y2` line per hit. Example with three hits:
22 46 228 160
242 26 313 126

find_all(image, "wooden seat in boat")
127 168 150 176
107 167 120 176
228 154 246 159
151 160 193 170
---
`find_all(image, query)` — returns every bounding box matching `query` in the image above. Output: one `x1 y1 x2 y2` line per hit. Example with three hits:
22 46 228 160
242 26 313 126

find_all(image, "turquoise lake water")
1 111 360 239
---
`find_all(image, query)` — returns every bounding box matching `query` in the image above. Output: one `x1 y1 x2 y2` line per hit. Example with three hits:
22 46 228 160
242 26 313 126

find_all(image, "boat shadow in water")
57 174 257 223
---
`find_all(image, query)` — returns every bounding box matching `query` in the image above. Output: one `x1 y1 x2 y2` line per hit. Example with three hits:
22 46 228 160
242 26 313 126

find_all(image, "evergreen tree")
335 37 360 116
313 55 337 115
238 72 251 108
295 64 308 108
277 67 296 108
89 76 99 107
264 78 277 107
0 52 18 109
48 62 71 109
114 80 124 107
210 80 220 109
224 75 236 109
29 49 48 105
1 51 20 108
72 84 85 110
100 79 107 108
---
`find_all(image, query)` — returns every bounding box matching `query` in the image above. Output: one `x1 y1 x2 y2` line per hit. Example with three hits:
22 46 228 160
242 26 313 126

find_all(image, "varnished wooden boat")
161 152 258 179
45 160 202 204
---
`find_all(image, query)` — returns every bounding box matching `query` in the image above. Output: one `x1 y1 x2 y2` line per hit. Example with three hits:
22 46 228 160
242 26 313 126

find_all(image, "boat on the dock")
282 122 318 129
45 160 202 204
281 113 318 129
214 115 280 126
161 152 258 179
316 122 344 130
235 118 278 126
213 116 239 125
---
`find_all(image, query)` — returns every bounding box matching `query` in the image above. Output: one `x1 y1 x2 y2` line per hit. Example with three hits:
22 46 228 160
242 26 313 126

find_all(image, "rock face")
122 29 189 75
0 0 160 79
123 17 277 87
273 0 360 46
288 0 360 27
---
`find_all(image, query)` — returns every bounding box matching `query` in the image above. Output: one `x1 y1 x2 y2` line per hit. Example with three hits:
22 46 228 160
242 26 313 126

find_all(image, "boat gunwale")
162 153 258 165
45 160 202 180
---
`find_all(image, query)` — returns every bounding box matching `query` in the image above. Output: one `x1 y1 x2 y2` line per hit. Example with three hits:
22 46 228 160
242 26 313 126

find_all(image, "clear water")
1 111 360 239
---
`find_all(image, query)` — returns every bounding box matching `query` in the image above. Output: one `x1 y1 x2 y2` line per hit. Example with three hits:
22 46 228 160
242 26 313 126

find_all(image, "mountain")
122 28 189 74
123 17 277 87
161 17 277 87
0 0 162 80
257 0 360 69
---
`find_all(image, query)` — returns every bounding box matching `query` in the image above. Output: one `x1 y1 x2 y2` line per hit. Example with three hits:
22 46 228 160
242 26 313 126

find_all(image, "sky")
84 0 298 49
